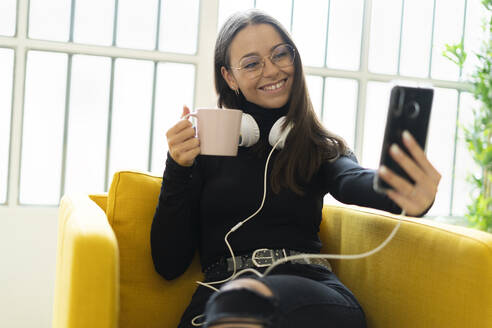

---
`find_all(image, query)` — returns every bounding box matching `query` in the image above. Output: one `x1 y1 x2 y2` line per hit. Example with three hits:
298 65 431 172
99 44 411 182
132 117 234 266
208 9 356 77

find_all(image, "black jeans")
177 263 366 328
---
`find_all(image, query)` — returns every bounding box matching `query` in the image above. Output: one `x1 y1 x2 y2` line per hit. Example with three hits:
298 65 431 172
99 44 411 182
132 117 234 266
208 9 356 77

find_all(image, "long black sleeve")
321 152 403 215
321 152 432 217
150 154 202 280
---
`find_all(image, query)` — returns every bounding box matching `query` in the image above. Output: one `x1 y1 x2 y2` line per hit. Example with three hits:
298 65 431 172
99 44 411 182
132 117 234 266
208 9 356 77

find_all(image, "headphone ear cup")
269 116 293 149
239 113 260 147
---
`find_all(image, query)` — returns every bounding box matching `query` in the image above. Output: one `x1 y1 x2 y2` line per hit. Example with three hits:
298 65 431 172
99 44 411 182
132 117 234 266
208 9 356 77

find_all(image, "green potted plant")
443 0 491 232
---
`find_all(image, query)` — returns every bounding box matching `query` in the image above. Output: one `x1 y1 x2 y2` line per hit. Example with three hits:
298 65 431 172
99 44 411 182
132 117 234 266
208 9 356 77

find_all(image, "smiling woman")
152 8 439 328
221 25 295 109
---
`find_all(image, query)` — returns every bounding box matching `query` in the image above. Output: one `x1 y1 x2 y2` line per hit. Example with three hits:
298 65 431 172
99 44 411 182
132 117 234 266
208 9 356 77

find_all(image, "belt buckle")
252 248 275 267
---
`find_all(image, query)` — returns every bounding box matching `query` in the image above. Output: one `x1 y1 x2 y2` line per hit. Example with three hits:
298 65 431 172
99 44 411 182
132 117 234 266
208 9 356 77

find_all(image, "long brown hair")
214 9 350 195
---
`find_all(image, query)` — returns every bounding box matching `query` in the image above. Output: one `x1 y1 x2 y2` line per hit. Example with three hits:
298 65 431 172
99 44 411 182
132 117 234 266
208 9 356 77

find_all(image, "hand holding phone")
371 84 441 216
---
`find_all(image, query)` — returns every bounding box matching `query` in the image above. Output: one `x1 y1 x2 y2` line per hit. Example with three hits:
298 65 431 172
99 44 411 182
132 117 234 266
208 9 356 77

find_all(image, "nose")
261 57 281 78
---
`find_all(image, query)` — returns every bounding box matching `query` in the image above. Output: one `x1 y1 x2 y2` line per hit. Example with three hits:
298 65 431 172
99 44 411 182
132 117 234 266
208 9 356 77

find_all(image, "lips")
259 78 287 92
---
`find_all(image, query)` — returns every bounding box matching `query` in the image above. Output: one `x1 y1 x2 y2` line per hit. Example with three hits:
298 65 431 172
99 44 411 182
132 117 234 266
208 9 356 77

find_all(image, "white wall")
0 208 58 327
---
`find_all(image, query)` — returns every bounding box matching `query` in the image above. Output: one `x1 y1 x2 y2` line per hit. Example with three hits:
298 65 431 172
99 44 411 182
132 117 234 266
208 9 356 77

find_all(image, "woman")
151 9 440 328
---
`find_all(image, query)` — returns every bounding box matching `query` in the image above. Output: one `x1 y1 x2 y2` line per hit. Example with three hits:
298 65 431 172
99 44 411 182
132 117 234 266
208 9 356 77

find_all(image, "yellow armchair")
53 170 492 328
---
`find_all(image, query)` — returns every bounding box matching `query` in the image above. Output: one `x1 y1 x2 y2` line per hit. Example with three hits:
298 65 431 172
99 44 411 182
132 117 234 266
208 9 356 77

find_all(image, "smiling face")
221 24 295 109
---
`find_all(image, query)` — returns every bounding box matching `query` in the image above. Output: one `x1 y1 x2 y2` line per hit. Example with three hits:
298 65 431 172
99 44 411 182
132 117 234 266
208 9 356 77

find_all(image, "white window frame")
0 0 470 222
0 0 218 220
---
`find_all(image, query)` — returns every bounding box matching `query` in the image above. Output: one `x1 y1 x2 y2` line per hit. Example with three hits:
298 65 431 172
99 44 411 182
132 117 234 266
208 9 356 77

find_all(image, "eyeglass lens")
238 44 294 74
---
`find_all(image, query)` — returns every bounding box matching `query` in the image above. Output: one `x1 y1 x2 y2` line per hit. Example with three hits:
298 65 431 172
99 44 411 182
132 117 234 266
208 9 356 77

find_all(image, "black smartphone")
373 85 434 194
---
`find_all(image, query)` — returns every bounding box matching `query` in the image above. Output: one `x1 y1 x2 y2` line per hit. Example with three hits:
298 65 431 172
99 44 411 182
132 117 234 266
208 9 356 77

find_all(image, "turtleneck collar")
242 100 289 140
243 100 289 120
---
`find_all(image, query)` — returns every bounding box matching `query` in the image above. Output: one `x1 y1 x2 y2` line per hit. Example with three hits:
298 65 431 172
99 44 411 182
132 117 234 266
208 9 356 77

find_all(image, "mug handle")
183 112 197 120
183 112 198 138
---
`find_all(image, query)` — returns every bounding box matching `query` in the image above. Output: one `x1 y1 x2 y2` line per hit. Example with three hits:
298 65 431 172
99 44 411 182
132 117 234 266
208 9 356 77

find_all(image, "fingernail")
403 130 411 142
390 144 400 155
379 166 387 175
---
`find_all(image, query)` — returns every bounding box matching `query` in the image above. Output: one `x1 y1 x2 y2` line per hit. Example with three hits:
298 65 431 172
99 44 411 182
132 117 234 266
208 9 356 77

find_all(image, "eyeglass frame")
228 43 296 78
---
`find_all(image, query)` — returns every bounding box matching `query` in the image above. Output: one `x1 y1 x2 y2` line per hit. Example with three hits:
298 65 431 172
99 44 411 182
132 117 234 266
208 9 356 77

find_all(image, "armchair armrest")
320 204 492 328
53 194 119 328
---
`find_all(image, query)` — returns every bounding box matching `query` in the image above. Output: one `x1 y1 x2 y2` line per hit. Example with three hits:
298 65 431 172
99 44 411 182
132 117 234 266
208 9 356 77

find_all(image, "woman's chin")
254 94 290 109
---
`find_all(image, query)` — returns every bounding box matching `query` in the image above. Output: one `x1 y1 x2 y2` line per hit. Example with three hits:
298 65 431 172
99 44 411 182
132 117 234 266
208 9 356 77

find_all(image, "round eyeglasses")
230 44 296 79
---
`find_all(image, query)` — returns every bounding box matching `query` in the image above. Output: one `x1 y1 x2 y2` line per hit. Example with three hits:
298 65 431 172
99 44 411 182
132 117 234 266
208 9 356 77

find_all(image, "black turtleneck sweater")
150 101 405 280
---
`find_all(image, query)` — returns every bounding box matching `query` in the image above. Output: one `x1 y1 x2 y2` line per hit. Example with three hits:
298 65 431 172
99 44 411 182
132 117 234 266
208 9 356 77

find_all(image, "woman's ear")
221 66 238 91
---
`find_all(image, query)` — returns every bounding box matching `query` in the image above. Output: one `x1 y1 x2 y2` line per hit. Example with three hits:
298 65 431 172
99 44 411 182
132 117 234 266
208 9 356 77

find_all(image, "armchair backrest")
104 170 203 328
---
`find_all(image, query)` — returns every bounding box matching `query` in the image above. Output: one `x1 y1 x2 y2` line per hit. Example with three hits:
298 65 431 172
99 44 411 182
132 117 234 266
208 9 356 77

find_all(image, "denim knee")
204 287 279 327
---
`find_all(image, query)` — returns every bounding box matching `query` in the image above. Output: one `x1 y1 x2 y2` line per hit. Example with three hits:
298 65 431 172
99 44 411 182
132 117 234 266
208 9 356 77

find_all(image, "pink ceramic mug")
187 108 243 156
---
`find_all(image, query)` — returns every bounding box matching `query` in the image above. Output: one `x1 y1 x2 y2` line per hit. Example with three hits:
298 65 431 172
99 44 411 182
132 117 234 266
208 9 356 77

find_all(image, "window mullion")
148 0 162 172
427 0 437 78
459 0 468 79
103 0 119 191
194 0 219 108
289 0 295 33
323 0 331 68
397 0 405 75
60 0 76 199
449 91 462 216
449 0 468 215
9 0 29 206
354 0 372 161
104 58 115 192
148 63 158 172
319 0 331 121
59 55 72 198
113 0 119 47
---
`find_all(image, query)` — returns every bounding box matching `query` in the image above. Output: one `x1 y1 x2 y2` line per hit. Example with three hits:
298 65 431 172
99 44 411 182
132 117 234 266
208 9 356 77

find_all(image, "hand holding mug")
166 105 201 167
186 108 242 156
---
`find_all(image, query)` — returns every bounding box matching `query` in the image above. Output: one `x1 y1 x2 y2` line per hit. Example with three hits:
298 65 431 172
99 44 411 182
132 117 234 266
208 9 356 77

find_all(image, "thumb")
181 105 190 119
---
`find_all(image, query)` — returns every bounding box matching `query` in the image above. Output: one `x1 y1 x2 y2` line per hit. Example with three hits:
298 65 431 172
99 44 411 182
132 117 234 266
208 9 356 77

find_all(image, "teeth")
263 80 285 91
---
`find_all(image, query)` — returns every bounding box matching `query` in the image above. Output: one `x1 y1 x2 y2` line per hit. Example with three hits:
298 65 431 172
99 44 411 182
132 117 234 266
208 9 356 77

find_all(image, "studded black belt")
204 248 332 276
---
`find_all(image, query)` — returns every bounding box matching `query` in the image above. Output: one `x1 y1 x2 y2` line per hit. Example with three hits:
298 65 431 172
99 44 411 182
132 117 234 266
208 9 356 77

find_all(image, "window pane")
64 55 111 195
399 0 434 78
73 0 115 46
431 0 466 81
0 49 14 204
218 0 254 30
368 0 403 74
159 0 199 54
292 0 329 67
151 63 195 175
462 0 490 80
426 88 458 216
323 78 358 150
0 0 17 36
108 59 154 187
20 51 68 205
305 75 323 119
29 0 71 41
116 0 159 50
326 0 364 71
255 0 293 31
452 92 481 216
362 81 392 169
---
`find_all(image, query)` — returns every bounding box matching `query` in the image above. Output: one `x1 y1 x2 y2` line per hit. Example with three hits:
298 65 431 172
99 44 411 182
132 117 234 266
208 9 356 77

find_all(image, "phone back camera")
405 101 420 119
391 88 405 116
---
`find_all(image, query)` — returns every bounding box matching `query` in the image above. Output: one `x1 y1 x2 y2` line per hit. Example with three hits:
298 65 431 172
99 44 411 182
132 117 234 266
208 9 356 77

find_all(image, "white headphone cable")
191 139 282 326
194 138 282 292
191 137 406 325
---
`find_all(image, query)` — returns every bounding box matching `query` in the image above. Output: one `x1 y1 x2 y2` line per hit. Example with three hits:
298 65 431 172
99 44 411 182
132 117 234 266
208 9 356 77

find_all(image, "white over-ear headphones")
239 114 294 149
